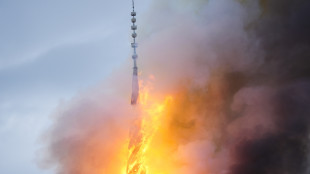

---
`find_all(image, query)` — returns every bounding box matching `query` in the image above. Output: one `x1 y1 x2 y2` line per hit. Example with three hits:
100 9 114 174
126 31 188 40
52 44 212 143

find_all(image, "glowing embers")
127 80 173 174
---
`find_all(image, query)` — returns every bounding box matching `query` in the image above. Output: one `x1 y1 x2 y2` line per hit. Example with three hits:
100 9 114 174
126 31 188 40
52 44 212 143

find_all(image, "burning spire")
127 1 147 173
130 0 139 105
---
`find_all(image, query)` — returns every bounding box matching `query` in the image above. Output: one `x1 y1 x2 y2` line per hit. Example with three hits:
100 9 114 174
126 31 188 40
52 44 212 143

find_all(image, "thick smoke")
39 84 134 174
40 0 310 174
227 0 310 173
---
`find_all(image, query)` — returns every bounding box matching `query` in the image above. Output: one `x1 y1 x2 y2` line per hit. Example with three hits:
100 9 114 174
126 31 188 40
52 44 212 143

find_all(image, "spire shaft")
130 0 139 105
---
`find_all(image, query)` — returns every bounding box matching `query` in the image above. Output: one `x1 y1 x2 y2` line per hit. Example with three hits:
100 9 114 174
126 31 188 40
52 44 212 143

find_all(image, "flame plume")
127 118 147 174
127 80 172 174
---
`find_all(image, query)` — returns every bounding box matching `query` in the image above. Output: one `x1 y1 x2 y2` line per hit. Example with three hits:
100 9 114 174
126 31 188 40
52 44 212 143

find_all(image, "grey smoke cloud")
41 0 310 173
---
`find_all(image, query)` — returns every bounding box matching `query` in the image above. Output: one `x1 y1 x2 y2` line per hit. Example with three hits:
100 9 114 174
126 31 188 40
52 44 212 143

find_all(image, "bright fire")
126 79 174 174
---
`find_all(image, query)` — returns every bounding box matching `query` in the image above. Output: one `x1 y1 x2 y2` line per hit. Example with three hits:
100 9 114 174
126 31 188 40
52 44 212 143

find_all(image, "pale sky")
0 1 152 173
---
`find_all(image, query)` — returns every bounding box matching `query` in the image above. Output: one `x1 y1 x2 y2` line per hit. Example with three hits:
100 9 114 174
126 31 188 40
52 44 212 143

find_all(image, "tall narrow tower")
130 0 139 105
127 2 147 173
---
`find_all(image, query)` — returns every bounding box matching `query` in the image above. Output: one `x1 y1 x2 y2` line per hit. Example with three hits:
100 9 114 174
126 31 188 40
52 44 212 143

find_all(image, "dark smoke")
227 1 310 173
230 83 310 174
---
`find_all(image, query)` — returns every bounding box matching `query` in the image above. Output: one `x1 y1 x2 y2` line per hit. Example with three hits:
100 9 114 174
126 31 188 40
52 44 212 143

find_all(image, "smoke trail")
227 0 310 173
139 0 310 173
39 0 310 174
38 81 135 174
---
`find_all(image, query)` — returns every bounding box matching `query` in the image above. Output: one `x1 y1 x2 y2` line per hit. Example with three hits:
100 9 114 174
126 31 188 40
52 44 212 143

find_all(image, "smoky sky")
227 0 310 173
40 0 310 174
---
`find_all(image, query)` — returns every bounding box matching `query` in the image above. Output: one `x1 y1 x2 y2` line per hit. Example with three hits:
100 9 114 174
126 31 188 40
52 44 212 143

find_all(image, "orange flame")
126 78 173 174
